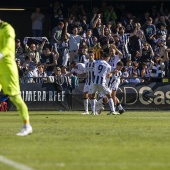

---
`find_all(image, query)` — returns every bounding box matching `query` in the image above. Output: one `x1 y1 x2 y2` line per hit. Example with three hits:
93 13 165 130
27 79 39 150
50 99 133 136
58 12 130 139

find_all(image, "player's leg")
115 94 125 114
95 92 107 114
100 85 118 115
112 85 125 114
82 89 89 115
0 72 32 136
96 96 107 114
9 94 33 134
90 84 98 115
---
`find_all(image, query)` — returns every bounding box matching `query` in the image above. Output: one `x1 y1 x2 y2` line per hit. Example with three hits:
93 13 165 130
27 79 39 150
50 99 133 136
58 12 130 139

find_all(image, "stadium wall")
2 83 170 111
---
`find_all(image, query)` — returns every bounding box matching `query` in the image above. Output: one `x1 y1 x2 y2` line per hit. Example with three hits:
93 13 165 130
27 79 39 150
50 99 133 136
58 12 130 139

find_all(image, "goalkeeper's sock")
10 94 30 123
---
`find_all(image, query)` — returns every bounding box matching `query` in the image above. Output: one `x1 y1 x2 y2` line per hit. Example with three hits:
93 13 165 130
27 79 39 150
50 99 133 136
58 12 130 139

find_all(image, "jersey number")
98 65 103 73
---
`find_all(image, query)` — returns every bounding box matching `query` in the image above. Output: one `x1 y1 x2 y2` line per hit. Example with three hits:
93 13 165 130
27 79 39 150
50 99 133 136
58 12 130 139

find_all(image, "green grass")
0 111 170 170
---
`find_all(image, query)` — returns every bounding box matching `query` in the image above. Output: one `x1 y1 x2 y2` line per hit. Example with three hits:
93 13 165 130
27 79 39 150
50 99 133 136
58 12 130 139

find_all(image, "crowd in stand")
15 1 170 86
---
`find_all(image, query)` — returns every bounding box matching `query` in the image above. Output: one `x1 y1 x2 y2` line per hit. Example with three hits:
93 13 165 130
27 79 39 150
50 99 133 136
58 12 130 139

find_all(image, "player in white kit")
108 44 123 68
108 61 125 114
91 52 118 115
82 50 96 114
95 45 122 114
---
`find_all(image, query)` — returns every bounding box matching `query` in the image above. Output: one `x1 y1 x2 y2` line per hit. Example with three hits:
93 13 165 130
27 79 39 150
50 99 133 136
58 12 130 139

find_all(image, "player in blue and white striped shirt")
96 61 125 114
82 51 96 115
91 52 118 115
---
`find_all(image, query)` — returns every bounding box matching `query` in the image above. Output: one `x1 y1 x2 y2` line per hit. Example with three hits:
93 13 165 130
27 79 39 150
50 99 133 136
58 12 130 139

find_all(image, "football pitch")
0 111 170 170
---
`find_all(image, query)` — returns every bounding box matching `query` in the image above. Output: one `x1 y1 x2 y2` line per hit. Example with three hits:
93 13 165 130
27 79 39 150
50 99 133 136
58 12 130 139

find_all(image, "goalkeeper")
0 19 32 136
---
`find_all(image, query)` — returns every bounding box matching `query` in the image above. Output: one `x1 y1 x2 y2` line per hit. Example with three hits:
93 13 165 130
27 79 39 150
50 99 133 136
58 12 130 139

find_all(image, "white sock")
108 98 115 112
117 103 123 110
24 123 31 128
84 99 88 112
91 99 96 112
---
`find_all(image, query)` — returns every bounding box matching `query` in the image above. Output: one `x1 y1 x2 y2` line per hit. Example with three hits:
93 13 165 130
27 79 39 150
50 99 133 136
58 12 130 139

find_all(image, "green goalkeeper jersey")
0 21 16 72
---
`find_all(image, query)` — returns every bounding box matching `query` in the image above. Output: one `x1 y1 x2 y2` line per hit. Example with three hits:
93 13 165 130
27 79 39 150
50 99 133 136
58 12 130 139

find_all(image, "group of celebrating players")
73 44 125 115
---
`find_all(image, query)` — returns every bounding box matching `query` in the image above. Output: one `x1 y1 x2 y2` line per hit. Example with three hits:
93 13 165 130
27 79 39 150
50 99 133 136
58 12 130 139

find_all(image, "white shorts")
111 81 120 91
83 83 93 94
99 87 112 98
92 84 111 95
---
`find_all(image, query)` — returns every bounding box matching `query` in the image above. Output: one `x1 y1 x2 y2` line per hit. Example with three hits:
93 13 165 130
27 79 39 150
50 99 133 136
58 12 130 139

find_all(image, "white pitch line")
0 155 35 170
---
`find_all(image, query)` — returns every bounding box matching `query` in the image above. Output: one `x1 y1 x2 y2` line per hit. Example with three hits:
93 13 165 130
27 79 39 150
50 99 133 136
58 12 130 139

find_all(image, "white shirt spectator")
68 34 82 51
71 63 86 75
31 11 44 30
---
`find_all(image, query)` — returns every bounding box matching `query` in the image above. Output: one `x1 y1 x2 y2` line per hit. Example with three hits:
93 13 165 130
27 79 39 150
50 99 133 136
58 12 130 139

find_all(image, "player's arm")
110 44 123 58
0 27 15 60
106 66 113 78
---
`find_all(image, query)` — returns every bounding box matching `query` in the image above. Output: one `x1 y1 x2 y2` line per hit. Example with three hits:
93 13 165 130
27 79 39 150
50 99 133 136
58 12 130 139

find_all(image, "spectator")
50 21 65 65
31 7 45 37
141 62 151 82
81 29 93 48
101 25 113 44
61 37 69 67
70 61 86 78
142 17 156 46
50 21 65 47
40 48 58 76
81 15 89 33
132 30 146 61
91 36 102 60
150 54 165 82
129 72 141 83
22 55 36 75
138 42 154 67
61 66 70 76
121 67 129 83
154 39 167 58
155 16 169 29
118 24 138 64
124 59 132 73
24 65 36 83
65 22 82 63
129 61 140 77
52 66 71 89
156 23 167 43
25 41 45 63
34 64 47 83
77 45 89 64
92 14 103 38
15 39 23 57
16 59 24 80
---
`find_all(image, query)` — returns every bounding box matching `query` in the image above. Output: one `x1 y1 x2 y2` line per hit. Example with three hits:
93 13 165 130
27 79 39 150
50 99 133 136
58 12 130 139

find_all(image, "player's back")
94 60 111 85
85 60 95 85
